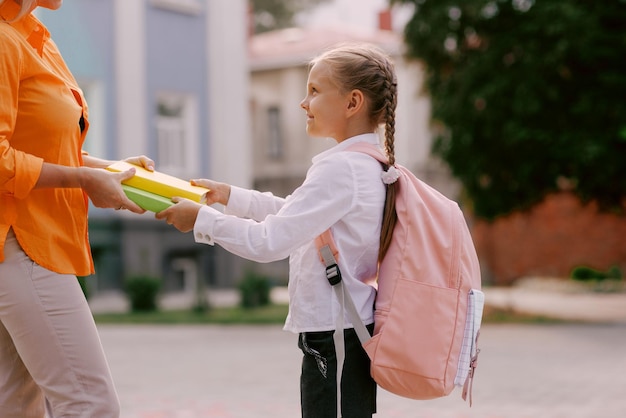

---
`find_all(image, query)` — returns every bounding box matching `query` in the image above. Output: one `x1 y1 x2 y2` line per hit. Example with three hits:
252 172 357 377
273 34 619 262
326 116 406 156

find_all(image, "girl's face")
300 61 350 141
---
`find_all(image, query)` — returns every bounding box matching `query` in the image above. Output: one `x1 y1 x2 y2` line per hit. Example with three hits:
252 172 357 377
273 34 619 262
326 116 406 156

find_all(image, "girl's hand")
155 198 202 232
190 179 231 206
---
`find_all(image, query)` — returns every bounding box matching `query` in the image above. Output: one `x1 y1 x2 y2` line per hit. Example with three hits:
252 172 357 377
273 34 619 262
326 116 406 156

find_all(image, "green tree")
251 0 331 33
393 0 626 219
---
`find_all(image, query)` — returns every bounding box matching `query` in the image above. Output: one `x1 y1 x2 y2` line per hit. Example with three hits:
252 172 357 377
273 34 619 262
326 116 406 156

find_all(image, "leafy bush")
238 272 271 308
124 275 161 312
396 0 626 219
571 265 623 282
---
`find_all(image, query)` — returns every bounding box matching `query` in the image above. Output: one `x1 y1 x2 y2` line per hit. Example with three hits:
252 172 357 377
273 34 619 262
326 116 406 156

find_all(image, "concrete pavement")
89 281 626 417
485 285 626 323
98 322 626 418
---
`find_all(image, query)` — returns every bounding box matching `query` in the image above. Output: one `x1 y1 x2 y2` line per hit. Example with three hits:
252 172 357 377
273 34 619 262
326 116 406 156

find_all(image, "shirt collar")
0 0 50 56
312 133 381 164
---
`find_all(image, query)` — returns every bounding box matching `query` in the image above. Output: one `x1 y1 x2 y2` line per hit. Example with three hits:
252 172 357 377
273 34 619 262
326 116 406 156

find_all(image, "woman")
1 0 153 416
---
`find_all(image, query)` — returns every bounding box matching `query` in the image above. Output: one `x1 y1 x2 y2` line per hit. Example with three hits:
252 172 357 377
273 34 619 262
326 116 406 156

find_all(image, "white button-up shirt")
194 133 385 333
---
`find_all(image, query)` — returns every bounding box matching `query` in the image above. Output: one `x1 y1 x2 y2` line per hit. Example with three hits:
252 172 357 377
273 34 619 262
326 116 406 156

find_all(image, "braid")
379 59 399 261
383 67 398 166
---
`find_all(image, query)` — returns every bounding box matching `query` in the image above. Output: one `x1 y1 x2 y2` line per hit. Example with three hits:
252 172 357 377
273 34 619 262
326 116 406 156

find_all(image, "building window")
150 0 203 15
267 106 283 159
155 93 199 178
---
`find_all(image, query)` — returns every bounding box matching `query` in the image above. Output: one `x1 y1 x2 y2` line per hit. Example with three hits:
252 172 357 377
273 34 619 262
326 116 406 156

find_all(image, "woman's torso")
0 5 93 275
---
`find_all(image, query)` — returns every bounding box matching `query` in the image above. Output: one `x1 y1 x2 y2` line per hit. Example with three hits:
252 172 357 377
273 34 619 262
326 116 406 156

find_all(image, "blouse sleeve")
224 185 286 221
0 27 44 198
193 153 357 263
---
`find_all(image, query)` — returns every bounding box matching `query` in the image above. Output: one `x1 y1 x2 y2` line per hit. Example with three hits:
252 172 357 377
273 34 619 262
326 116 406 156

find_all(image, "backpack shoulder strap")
315 230 340 272
315 227 373 418
314 231 372 345
344 142 388 165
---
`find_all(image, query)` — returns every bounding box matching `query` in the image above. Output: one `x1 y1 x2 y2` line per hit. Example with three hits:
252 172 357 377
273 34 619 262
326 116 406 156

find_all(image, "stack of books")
106 161 208 212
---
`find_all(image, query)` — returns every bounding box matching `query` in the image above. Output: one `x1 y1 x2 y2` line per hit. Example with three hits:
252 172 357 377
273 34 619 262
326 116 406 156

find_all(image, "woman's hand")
82 154 155 171
80 167 145 214
123 155 155 171
86 154 155 213
190 179 231 206
155 198 202 232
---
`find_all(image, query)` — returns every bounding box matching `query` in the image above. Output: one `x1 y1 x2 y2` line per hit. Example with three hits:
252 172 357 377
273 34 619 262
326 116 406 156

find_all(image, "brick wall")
471 192 626 286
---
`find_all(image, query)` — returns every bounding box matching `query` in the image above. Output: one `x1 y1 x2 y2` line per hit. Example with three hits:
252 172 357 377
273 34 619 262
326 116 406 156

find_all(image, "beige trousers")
0 230 120 417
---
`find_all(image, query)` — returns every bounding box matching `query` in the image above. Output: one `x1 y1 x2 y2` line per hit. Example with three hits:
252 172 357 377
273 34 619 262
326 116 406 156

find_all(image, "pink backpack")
316 142 484 407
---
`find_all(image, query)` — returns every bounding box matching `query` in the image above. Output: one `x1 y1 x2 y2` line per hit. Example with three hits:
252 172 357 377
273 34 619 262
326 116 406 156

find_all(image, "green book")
122 184 174 212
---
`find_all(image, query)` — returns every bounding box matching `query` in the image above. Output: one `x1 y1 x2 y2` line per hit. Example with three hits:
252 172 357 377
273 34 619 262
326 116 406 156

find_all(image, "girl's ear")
346 89 365 115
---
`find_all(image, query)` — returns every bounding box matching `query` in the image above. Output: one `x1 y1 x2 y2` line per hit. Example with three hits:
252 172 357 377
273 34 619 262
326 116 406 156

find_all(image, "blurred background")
35 0 625 307
28 1 626 417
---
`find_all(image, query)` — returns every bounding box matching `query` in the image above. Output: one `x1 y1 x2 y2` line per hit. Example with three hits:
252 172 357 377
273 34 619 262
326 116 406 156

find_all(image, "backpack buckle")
325 264 342 286
319 244 342 286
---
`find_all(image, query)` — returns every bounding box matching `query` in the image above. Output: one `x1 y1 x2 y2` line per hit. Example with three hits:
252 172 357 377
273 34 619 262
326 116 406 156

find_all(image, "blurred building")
38 0 252 296
37 1 458 297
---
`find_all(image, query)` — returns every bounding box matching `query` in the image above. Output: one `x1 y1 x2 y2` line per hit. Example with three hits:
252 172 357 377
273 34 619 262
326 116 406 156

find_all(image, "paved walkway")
88 281 626 418
99 322 626 418
485 280 626 323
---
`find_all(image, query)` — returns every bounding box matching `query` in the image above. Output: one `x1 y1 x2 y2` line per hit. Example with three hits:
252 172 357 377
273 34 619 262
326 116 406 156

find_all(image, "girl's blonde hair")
0 0 36 22
311 43 399 260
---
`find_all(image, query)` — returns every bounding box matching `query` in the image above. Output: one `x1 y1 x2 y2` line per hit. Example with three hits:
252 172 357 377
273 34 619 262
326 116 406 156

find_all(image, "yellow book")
106 161 208 204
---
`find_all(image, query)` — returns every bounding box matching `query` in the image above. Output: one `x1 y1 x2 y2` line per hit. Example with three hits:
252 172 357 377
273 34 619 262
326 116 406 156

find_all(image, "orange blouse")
0 1 94 275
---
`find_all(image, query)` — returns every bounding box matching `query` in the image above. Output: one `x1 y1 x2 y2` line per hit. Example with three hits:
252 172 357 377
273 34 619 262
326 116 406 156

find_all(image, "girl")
1 0 154 416
157 43 399 418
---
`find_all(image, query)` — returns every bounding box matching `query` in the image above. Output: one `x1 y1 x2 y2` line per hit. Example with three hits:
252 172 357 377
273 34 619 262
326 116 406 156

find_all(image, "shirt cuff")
13 153 44 199
193 205 220 245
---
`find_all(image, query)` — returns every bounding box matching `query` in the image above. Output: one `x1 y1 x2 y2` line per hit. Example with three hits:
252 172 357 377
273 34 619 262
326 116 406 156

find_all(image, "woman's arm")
35 154 156 214
35 162 144 213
